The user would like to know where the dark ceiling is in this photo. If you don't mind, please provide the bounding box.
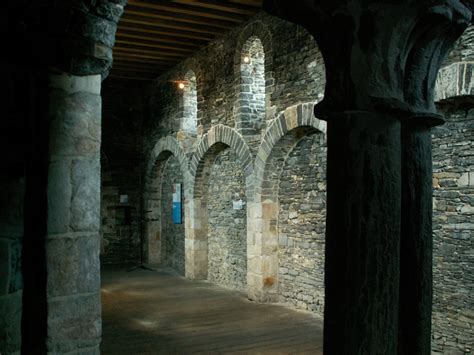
[108,0,263,84]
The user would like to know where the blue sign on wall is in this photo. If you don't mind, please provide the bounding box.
[172,183,182,224]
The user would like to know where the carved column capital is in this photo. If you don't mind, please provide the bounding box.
[8,1,126,77]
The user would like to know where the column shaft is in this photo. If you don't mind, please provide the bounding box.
[46,72,102,354]
[399,126,433,354]
[324,112,401,353]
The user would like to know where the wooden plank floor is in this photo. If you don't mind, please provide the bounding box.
[101,268,324,354]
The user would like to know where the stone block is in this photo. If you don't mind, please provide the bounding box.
[50,73,101,95]
[247,257,262,274]
[0,239,10,295]
[460,205,474,214]
[457,172,469,187]
[8,240,22,294]
[48,161,72,234]
[70,157,100,232]
[262,201,278,219]
[47,292,101,354]
[49,91,101,158]
[47,233,100,297]
[0,178,25,237]
[0,290,22,354]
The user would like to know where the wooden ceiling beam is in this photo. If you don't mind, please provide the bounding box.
[109,69,156,78]
[108,74,153,81]
[229,0,262,7]
[113,55,177,67]
[114,46,187,59]
[111,0,262,85]
[112,63,166,73]
[126,5,235,29]
[115,39,196,54]
[122,12,227,35]
[127,1,246,23]
[171,0,258,15]
[115,31,203,48]
[113,56,175,66]
[119,17,216,40]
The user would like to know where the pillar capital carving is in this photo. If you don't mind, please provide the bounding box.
[9,1,126,77]
[264,0,472,121]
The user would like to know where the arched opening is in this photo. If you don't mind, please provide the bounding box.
[182,70,197,135]
[186,126,253,288]
[249,104,327,306]
[237,37,265,134]
[160,155,186,275]
[144,138,188,274]
[191,142,248,290]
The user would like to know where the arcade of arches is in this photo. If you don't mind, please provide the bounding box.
[1,1,473,354]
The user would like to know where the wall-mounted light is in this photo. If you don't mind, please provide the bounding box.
[243,56,250,63]
[178,82,185,89]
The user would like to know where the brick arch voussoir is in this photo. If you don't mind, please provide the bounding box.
[254,102,326,196]
[179,57,203,85]
[435,61,474,103]
[189,124,255,199]
[146,136,190,193]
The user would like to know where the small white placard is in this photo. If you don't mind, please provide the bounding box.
[120,194,129,204]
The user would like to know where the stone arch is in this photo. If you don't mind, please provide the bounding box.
[190,124,254,197]
[144,136,189,266]
[248,102,326,302]
[233,21,274,135]
[185,124,254,280]
[435,61,474,103]
[435,25,474,103]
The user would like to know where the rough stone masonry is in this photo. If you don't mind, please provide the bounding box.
[99,12,473,354]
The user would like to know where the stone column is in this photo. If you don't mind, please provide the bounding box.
[263,0,472,353]
[324,112,402,352]
[0,178,24,355]
[399,124,434,353]
[46,73,102,353]
[8,0,125,352]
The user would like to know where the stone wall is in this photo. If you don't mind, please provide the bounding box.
[278,134,327,316]
[208,149,247,291]
[138,11,473,354]
[431,101,474,354]
[160,156,185,275]
[100,83,143,265]
[143,11,325,157]
[142,13,325,289]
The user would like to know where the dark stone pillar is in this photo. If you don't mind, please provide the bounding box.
[399,125,434,354]
[325,112,401,353]
[399,4,470,350]
[263,0,472,353]
[4,0,127,352]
